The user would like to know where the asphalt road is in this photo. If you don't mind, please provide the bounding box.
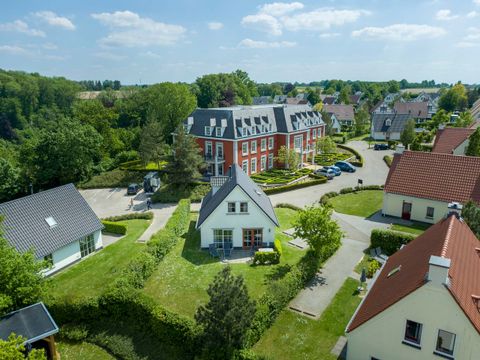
[269,141,394,208]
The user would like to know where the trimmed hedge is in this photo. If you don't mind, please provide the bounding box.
[337,144,364,167]
[263,177,327,195]
[251,168,312,185]
[383,155,393,167]
[103,212,154,222]
[274,238,282,256]
[252,251,280,265]
[101,221,127,235]
[370,229,415,256]
[314,153,350,166]
[320,185,384,204]
[274,203,302,211]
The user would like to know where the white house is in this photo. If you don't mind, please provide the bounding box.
[0,183,104,276]
[196,165,279,250]
[346,213,480,360]
[383,149,480,223]
[370,113,414,141]
[431,127,476,155]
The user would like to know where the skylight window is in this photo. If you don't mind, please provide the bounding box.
[45,216,57,228]
[387,265,401,278]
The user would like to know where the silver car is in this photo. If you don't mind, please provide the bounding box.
[314,168,335,180]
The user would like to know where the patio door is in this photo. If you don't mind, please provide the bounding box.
[402,202,412,220]
[242,229,263,249]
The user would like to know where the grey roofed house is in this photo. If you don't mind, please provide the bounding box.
[0,183,103,259]
[252,96,271,105]
[273,94,288,103]
[371,113,413,134]
[196,164,279,229]
[323,104,355,124]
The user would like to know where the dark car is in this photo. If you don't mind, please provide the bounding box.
[335,161,356,173]
[127,183,140,195]
[374,143,389,150]
[323,165,341,176]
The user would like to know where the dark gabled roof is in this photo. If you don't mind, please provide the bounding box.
[323,104,354,121]
[371,112,413,133]
[432,128,475,154]
[347,215,480,334]
[393,101,430,119]
[0,302,59,344]
[197,165,279,228]
[0,183,103,259]
[252,96,271,105]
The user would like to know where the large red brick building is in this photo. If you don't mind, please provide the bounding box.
[183,104,326,176]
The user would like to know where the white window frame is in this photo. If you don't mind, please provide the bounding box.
[216,142,224,159]
[261,155,266,171]
[251,140,257,154]
[251,158,257,174]
[435,329,456,357]
[227,202,236,213]
[294,135,303,151]
[268,153,273,169]
[205,141,213,156]
[268,137,274,150]
[216,127,222,137]
[205,126,212,136]
[251,126,256,135]
[240,202,248,213]
[426,206,434,219]
[313,129,317,139]
[261,138,267,152]
[242,142,248,156]
[242,160,248,174]
[242,127,248,137]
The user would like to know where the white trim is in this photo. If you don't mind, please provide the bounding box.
[242,159,248,174]
[251,140,257,154]
[251,157,257,174]
[242,142,248,156]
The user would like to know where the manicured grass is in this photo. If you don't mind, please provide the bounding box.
[78,169,145,189]
[142,210,304,318]
[314,152,350,166]
[354,254,371,274]
[275,207,298,231]
[328,190,384,218]
[391,222,431,235]
[49,219,150,301]
[119,159,168,171]
[151,182,210,203]
[57,341,114,360]
[253,277,362,360]
[251,168,312,185]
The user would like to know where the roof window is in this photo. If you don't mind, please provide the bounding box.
[45,216,57,228]
[387,265,401,278]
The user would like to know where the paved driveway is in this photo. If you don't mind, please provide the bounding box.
[269,141,393,208]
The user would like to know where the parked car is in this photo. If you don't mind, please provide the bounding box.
[323,165,341,176]
[335,161,356,173]
[374,143,389,150]
[127,183,140,195]
[314,168,335,180]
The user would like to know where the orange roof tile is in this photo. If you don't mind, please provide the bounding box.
[384,151,480,204]
[432,128,475,154]
[347,215,480,333]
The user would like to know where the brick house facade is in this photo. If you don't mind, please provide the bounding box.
[183,104,325,176]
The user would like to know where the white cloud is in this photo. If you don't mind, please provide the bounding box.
[465,27,480,41]
[91,11,186,47]
[42,42,57,50]
[467,11,478,18]
[352,24,446,41]
[0,45,30,55]
[0,20,45,37]
[238,38,296,48]
[435,9,459,21]
[474,0,480,5]
[241,13,282,35]
[258,2,304,16]
[319,32,340,38]
[94,52,127,61]
[456,41,478,48]
[207,22,223,30]
[34,11,75,30]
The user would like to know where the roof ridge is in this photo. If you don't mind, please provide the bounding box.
[441,216,455,258]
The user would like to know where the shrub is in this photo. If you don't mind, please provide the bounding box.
[383,155,393,167]
[320,191,340,204]
[101,221,127,235]
[339,187,354,194]
[89,332,143,360]
[78,169,145,189]
[367,259,381,278]
[320,186,383,204]
[103,212,154,222]
[114,150,139,166]
[59,324,89,342]
[387,140,398,149]
[263,177,327,195]
[273,239,283,256]
[274,203,301,211]
[370,229,415,256]
[252,251,280,265]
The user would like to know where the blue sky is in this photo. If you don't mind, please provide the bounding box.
[1,1,479,84]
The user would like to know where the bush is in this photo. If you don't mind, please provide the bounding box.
[114,150,139,166]
[79,169,145,189]
[339,187,354,194]
[263,177,327,195]
[337,144,364,167]
[101,221,127,235]
[387,140,398,149]
[89,332,143,360]
[273,239,283,256]
[103,212,154,222]
[383,155,393,167]
[59,324,89,342]
[251,168,312,185]
[252,251,280,265]
[367,259,381,278]
[319,191,339,204]
[370,229,415,256]
[274,203,301,211]
[314,153,350,166]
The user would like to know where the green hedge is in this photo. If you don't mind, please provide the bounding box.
[370,229,415,256]
[314,153,350,166]
[252,251,280,265]
[337,144,364,167]
[251,168,312,185]
[320,185,384,204]
[103,212,154,222]
[274,239,282,256]
[274,203,302,211]
[383,155,393,167]
[263,177,327,195]
[101,221,127,235]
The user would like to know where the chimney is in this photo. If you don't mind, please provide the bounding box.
[395,144,405,155]
[447,202,463,219]
[210,176,228,195]
[427,255,450,286]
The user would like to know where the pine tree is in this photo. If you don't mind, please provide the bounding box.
[138,116,168,170]
[195,267,256,359]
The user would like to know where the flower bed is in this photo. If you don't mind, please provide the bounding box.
[250,168,312,185]
[314,153,351,166]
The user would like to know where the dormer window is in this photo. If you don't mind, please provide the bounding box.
[216,127,222,137]
[205,126,213,136]
[45,216,57,228]
[242,127,248,137]
[385,118,392,127]
[251,126,256,135]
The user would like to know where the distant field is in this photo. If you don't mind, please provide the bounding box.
[400,88,441,94]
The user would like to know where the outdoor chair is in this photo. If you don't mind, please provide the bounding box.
[209,244,219,258]
[369,247,387,264]
[224,243,232,258]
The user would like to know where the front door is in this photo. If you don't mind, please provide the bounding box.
[242,229,263,249]
[402,202,412,220]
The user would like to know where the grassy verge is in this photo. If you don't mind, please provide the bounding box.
[142,209,304,318]
[57,341,114,360]
[152,182,210,203]
[354,254,371,274]
[391,222,431,235]
[328,190,383,218]
[253,277,361,360]
[78,169,145,189]
[49,219,150,301]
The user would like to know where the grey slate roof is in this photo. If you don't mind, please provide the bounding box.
[252,96,271,105]
[372,113,414,133]
[0,183,103,259]
[0,302,58,344]
[197,165,279,228]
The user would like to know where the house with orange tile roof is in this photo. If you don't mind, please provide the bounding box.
[346,212,480,360]
[382,149,480,223]
[432,127,476,155]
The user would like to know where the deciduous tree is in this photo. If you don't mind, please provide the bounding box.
[275,145,300,170]
[438,83,468,112]
[315,136,337,154]
[138,117,168,170]
[0,334,46,360]
[400,119,416,149]
[466,128,480,157]
[462,201,480,238]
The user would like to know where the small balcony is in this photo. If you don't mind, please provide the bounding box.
[204,154,225,163]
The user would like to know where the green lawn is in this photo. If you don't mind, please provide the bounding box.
[328,190,384,218]
[354,254,371,274]
[57,341,114,360]
[391,222,431,235]
[49,219,150,301]
[142,209,304,318]
[253,277,362,360]
[119,159,168,171]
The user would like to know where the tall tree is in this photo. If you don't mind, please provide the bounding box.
[354,108,370,136]
[431,109,450,128]
[0,334,46,360]
[165,126,204,185]
[455,111,474,128]
[275,145,300,170]
[315,136,337,154]
[195,267,256,359]
[293,205,342,258]
[0,158,21,202]
[462,201,480,238]
[466,128,480,157]
[138,117,168,169]
[400,119,416,149]
[438,83,468,112]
